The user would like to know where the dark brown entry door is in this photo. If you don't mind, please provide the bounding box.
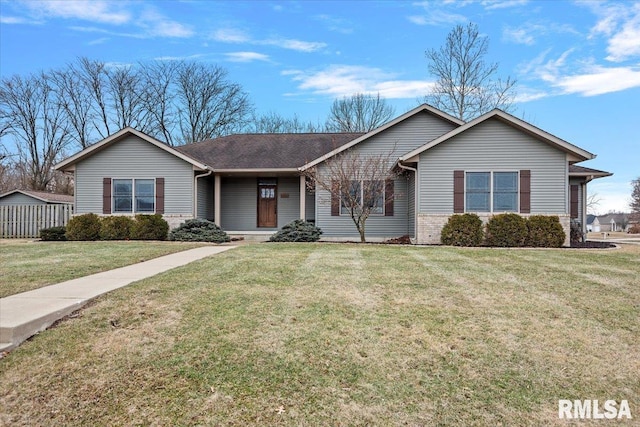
[258,184,277,227]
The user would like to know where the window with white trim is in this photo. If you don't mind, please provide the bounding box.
[341,180,384,215]
[113,179,155,213]
[465,172,518,212]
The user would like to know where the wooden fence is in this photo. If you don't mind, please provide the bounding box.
[0,204,73,238]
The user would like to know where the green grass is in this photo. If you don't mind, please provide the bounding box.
[1,243,638,426]
[0,240,208,298]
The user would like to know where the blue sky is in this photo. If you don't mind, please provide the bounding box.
[1,0,638,213]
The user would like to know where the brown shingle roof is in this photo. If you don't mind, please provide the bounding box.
[0,189,74,203]
[176,133,363,170]
[568,165,612,177]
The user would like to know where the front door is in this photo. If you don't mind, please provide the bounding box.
[258,180,277,227]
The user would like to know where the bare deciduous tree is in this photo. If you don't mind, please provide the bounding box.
[586,192,602,215]
[52,65,94,149]
[78,57,112,138]
[425,22,516,121]
[326,93,395,132]
[0,73,70,190]
[249,111,322,133]
[176,63,252,144]
[140,60,179,145]
[303,149,398,242]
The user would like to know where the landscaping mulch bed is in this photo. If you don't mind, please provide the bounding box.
[571,240,617,249]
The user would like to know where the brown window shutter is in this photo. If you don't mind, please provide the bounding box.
[156,178,165,214]
[453,170,464,213]
[385,179,394,216]
[103,178,111,214]
[520,170,531,214]
[331,180,340,216]
[570,184,579,218]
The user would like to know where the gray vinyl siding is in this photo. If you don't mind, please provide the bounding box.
[315,111,455,238]
[407,172,416,238]
[316,178,409,238]
[220,176,300,231]
[197,175,214,220]
[0,193,47,205]
[418,118,568,214]
[75,135,194,215]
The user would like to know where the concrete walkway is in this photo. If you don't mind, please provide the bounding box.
[0,245,234,353]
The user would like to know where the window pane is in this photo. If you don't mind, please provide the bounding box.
[466,172,490,191]
[466,193,490,212]
[466,172,490,212]
[363,180,384,214]
[493,172,518,211]
[135,179,155,213]
[494,172,517,192]
[341,180,361,215]
[113,179,132,213]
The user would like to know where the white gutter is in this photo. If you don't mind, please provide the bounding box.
[397,161,418,244]
[194,169,213,218]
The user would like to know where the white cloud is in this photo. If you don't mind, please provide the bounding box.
[407,9,466,26]
[139,9,193,38]
[503,26,537,45]
[225,52,270,63]
[212,27,326,52]
[212,28,251,43]
[0,15,37,24]
[284,65,434,99]
[480,0,529,10]
[587,1,640,62]
[87,37,109,46]
[588,179,633,214]
[554,65,640,96]
[314,14,354,34]
[24,0,131,25]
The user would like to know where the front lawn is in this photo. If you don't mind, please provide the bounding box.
[0,240,207,298]
[1,244,638,425]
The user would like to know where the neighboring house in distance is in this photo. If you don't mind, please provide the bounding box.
[586,214,596,232]
[593,213,631,232]
[0,189,74,206]
[54,104,611,246]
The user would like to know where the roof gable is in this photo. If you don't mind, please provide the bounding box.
[400,109,596,163]
[299,104,465,171]
[55,127,207,172]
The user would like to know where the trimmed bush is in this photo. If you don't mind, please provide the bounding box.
[628,223,640,234]
[440,213,484,246]
[100,216,135,240]
[570,219,584,245]
[130,214,169,241]
[485,213,528,247]
[40,226,67,241]
[169,219,230,243]
[526,215,566,247]
[65,213,101,241]
[270,220,323,242]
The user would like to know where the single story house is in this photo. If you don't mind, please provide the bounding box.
[55,104,611,245]
[592,213,631,233]
[0,189,74,206]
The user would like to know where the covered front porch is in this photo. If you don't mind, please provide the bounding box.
[196,172,314,236]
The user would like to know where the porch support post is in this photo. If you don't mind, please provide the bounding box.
[299,175,306,220]
[214,174,222,226]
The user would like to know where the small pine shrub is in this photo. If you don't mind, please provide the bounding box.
[269,220,323,242]
[169,219,230,243]
[440,213,484,246]
[570,220,584,245]
[65,213,101,241]
[526,215,566,247]
[40,226,67,241]
[100,216,135,240]
[485,213,528,247]
[130,214,169,240]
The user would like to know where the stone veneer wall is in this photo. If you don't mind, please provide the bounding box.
[416,213,571,247]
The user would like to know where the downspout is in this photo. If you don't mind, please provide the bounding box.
[194,169,213,219]
[397,162,418,244]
